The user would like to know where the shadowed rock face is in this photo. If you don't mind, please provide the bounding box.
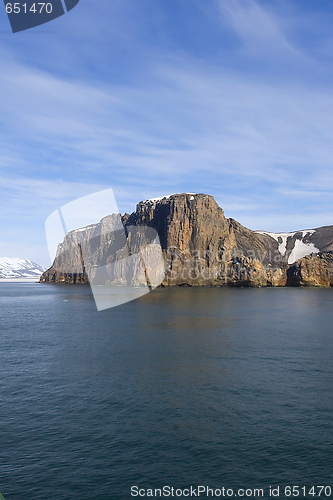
[40,193,333,287]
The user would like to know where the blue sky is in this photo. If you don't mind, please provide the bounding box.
[0,0,332,267]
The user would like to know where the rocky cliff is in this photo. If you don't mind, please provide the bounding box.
[40,193,333,287]
[286,252,333,287]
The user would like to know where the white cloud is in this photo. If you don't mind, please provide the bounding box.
[217,0,303,59]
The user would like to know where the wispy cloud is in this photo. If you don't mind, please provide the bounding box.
[217,0,301,59]
[0,55,331,180]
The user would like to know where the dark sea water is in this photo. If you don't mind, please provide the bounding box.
[0,283,332,500]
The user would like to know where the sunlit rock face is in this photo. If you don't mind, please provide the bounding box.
[40,193,333,288]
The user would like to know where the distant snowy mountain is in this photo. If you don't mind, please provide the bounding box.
[0,258,45,278]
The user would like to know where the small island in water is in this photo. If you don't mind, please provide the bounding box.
[40,193,333,288]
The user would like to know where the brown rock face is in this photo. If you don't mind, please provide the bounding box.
[39,193,333,288]
[286,252,333,287]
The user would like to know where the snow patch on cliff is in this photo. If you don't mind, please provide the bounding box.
[287,240,319,264]
[143,193,197,204]
[255,230,318,262]
[256,231,294,256]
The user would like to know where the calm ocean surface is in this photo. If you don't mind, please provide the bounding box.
[0,283,332,500]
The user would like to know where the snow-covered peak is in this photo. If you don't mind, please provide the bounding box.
[0,258,45,278]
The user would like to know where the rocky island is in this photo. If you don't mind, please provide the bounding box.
[40,193,333,287]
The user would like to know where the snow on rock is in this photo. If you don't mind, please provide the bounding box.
[143,196,171,204]
[301,230,316,237]
[255,229,319,263]
[287,240,319,265]
[0,258,45,278]
[256,231,294,256]
[142,193,197,204]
